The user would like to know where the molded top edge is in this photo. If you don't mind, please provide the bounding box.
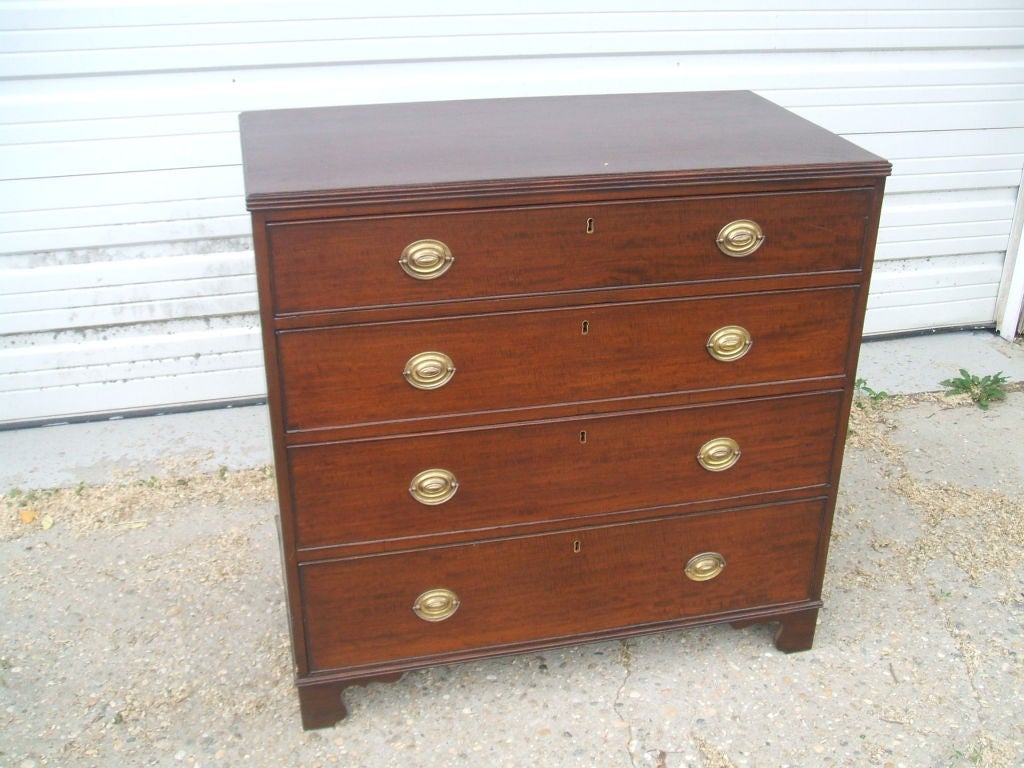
[239,91,891,210]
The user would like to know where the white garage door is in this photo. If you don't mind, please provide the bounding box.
[2,1,1023,426]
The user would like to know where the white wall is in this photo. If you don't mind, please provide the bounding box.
[2,1,1023,425]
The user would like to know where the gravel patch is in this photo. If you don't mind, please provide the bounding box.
[847,389,1024,587]
[1,460,275,541]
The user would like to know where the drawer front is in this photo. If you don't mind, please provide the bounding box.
[278,286,856,431]
[289,391,841,548]
[300,500,822,672]
[266,189,872,314]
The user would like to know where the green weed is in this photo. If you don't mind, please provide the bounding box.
[940,369,1009,410]
[854,377,889,407]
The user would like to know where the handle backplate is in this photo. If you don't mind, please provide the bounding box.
[685,552,727,582]
[706,325,753,362]
[399,239,454,280]
[413,588,461,622]
[697,437,741,472]
[409,468,459,505]
[716,220,764,258]
[403,351,456,390]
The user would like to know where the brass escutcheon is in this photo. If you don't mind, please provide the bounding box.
[685,552,727,582]
[409,468,459,505]
[716,219,765,257]
[706,325,753,362]
[697,437,741,472]
[403,351,456,390]
[413,588,460,622]
[399,239,454,280]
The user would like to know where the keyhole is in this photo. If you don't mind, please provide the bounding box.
[579,430,587,444]
[581,320,589,335]
[573,540,582,553]
[586,218,595,234]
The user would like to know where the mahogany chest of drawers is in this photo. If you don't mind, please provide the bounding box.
[239,91,890,729]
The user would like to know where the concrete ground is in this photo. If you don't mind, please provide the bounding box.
[1,330,1022,767]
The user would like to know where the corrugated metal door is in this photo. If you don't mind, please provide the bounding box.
[2,1,1023,425]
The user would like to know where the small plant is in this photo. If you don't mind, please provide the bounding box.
[940,368,1009,410]
[854,377,888,406]
[946,745,984,766]
[5,488,32,507]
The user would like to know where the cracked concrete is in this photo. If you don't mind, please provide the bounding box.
[1,333,1022,767]
[614,640,640,767]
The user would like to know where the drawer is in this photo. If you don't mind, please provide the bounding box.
[278,286,856,431]
[299,500,823,672]
[289,391,842,549]
[266,189,873,314]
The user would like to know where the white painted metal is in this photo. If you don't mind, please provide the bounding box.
[996,169,1024,339]
[2,2,1023,425]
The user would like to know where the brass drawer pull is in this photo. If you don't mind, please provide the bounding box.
[403,351,456,390]
[409,468,459,505]
[413,588,460,622]
[716,219,764,257]
[399,239,454,280]
[706,325,752,362]
[697,437,741,472]
[685,552,727,582]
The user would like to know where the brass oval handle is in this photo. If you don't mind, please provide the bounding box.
[716,219,764,258]
[413,588,460,622]
[403,351,456,390]
[706,325,753,362]
[409,468,459,505]
[685,552,727,582]
[697,437,741,472]
[399,239,454,280]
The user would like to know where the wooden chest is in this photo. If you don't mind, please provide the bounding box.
[239,91,890,729]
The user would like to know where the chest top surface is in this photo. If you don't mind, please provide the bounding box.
[239,90,890,209]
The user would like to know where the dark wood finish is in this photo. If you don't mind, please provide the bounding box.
[297,672,403,730]
[288,391,842,549]
[731,606,820,653]
[239,91,887,208]
[773,608,821,652]
[300,501,823,672]
[266,189,873,315]
[239,91,889,728]
[278,287,857,432]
